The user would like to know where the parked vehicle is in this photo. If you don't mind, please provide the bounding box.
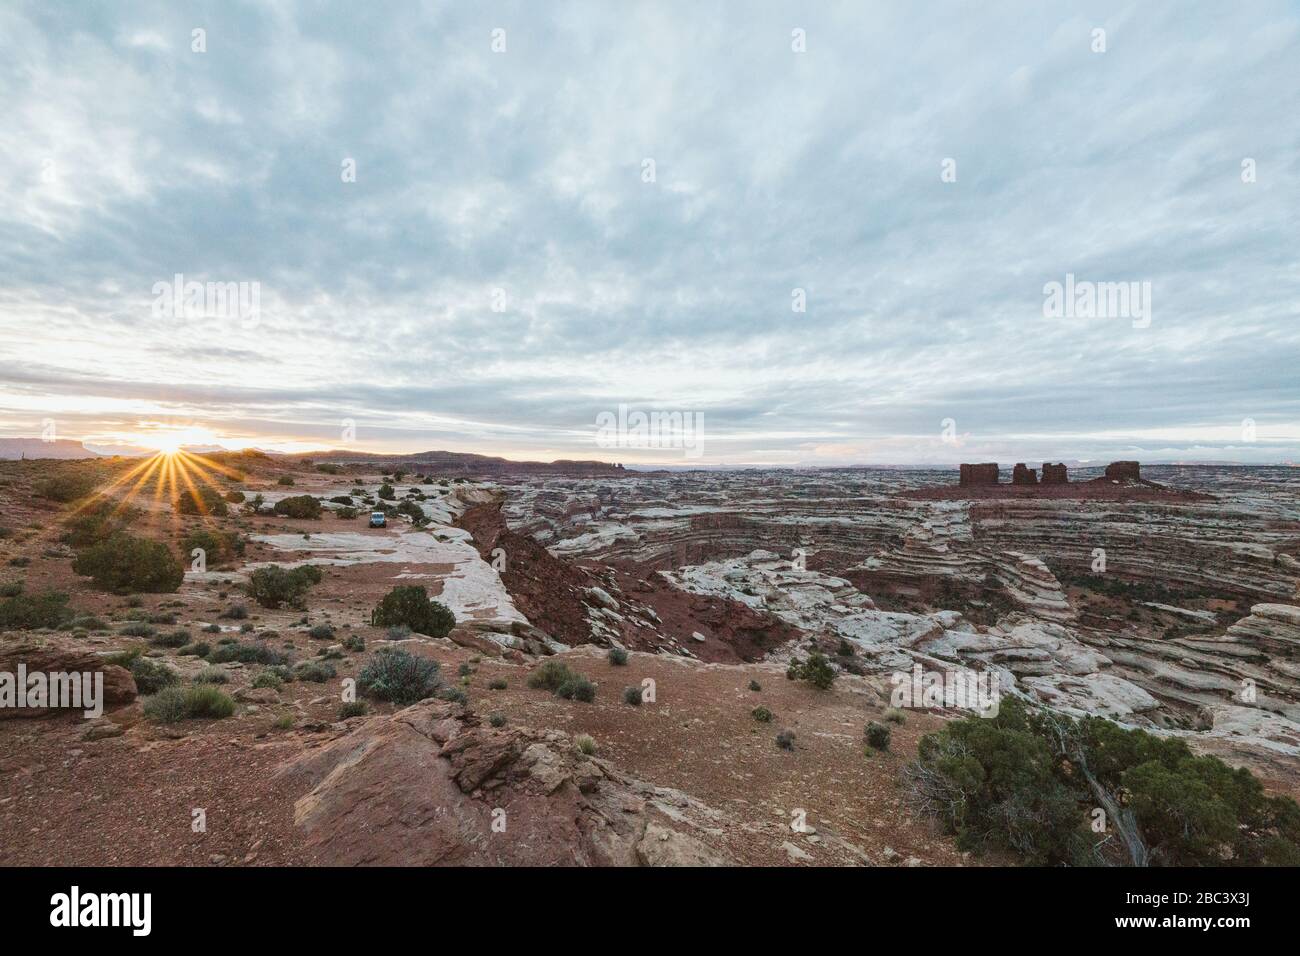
[369,511,387,528]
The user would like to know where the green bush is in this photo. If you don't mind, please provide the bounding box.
[622,685,642,706]
[751,705,773,723]
[277,475,295,486]
[527,660,574,692]
[72,533,183,593]
[181,528,244,567]
[357,648,441,704]
[208,641,290,666]
[608,647,629,666]
[34,470,100,503]
[866,721,891,751]
[128,656,180,695]
[339,700,367,719]
[144,684,236,722]
[907,697,1300,866]
[177,642,210,657]
[61,499,135,549]
[251,670,283,690]
[489,713,506,728]
[488,677,507,690]
[343,634,364,652]
[151,629,190,648]
[0,589,72,629]
[748,679,762,692]
[308,623,335,640]
[786,651,836,690]
[775,729,795,750]
[174,485,228,517]
[246,564,322,609]
[194,666,228,684]
[557,674,597,703]
[575,734,597,756]
[273,494,321,519]
[377,483,396,500]
[370,585,455,637]
[225,490,246,504]
[293,660,336,683]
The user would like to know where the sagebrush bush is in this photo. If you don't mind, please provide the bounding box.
[865,721,891,751]
[622,685,642,706]
[488,677,507,690]
[575,734,597,756]
[251,670,283,690]
[339,700,368,719]
[208,641,290,666]
[369,585,455,637]
[786,651,836,690]
[246,565,322,609]
[293,660,336,683]
[273,494,321,519]
[175,486,228,517]
[608,647,629,666]
[128,656,180,695]
[34,470,100,503]
[151,629,190,648]
[357,648,441,704]
[776,729,796,750]
[194,666,228,684]
[0,589,72,629]
[751,705,773,723]
[308,623,335,640]
[181,528,244,567]
[72,533,183,593]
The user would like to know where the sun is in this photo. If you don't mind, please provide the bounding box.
[137,426,218,455]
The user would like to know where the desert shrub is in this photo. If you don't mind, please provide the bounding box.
[557,673,597,703]
[343,634,364,652]
[273,494,321,519]
[225,491,246,504]
[906,696,1300,866]
[386,624,412,641]
[751,705,773,722]
[489,713,506,728]
[527,660,574,692]
[0,580,23,599]
[119,621,156,639]
[181,528,245,567]
[457,662,473,678]
[786,651,836,690]
[277,475,295,486]
[308,623,335,640]
[69,614,106,631]
[151,629,190,648]
[274,713,295,730]
[316,463,341,475]
[438,686,468,705]
[142,686,187,723]
[883,708,907,724]
[194,666,228,684]
[177,642,210,658]
[776,729,796,750]
[246,565,322,609]
[377,483,396,500]
[175,485,228,517]
[61,499,136,549]
[148,611,177,625]
[488,677,507,690]
[72,533,183,594]
[622,685,642,706]
[575,734,597,756]
[335,506,359,519]
[357,648,441,704]
[338,700,367,719]
[208,641,290,666]
[0,589,72,629]
[866,721,891,751]
[128,656,180,695]
[329,495,353,505]
[183,683,235,719]
[396,499,428,526]
[608,647,629,666]
[369,585,455,637]
[34,470,100,503]
[293,660,336,683]
[219,603,248,619]
[748,679,762,692]
[251,671,283,690]
[201,623,220,633]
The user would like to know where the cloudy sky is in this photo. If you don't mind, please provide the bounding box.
[2,1,1298,466]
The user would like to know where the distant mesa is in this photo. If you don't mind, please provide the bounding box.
[958,462,999,486]
[1012,463,1038,485]
[1105,460,1142,481]
[1041,462,1068,483]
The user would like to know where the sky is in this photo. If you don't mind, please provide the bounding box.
[1,1,1298,466]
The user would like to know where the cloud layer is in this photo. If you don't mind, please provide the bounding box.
[2,1,1298,464]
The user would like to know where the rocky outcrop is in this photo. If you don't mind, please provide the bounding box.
[1105,460,1141,480]
[275,700,734,866]
[1041,462,1068,483]
[1011,463,1037,485]
[959,463,999,486]
[0,639,136,719]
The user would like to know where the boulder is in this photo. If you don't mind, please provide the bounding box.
[1011,463,1038,485]
[958,463,999,486]
[0,639,136,719]
[275,700,734,866]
